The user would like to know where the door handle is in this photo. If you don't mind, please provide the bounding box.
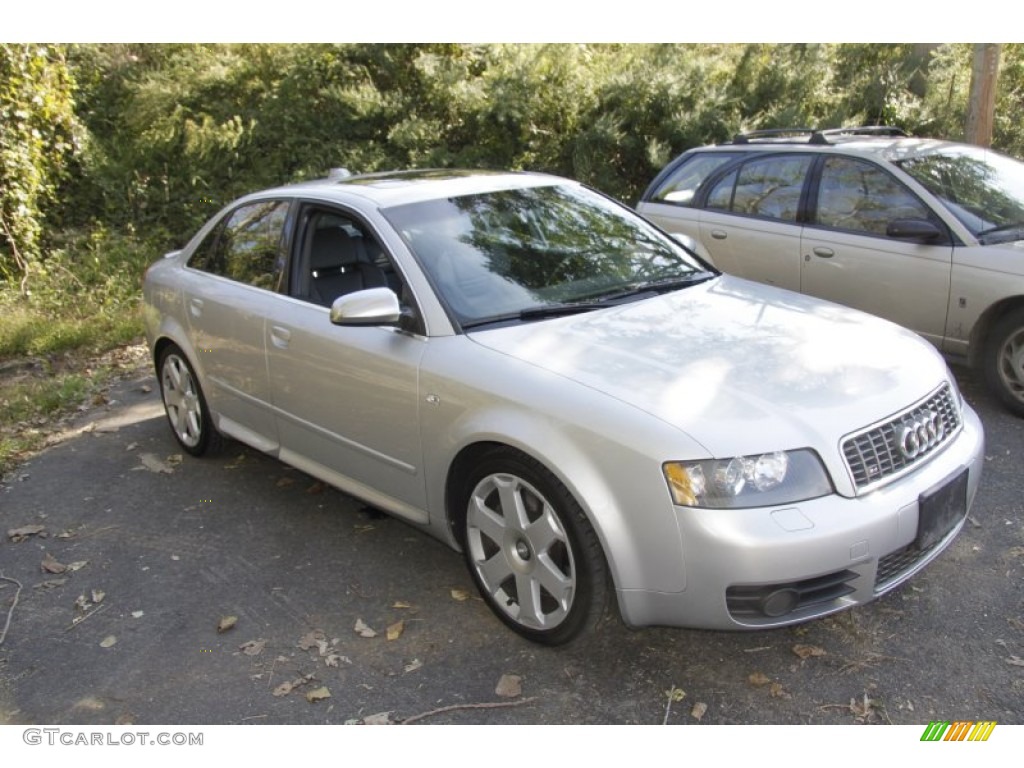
[812,247,835,258]
[270,326,291,348]
[709,229,727,240]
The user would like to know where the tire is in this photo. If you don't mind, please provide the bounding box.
[457,447,609,645]
[983,308,1024,418]
[157,344,227,456]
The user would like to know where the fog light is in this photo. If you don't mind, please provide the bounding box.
[760,588,800,617]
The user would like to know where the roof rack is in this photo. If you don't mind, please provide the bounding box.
[731,125,909,146]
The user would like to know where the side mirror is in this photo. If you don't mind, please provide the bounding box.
[887,218,943,243]
[329,287,402,326]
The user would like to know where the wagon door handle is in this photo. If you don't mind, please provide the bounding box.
[189,298,204,317]
[812,247,835,258]
[270,326,291,349]
[709,229,728,240]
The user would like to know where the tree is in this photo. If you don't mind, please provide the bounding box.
[965,43,1000,147]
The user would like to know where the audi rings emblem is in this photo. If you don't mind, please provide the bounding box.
[896,410,945,459]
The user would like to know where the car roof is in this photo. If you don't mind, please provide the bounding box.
[690,134,975,165]
[257,169,569,208]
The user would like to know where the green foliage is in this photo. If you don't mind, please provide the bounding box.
[0,43,78,279]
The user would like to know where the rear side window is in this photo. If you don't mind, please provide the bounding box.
[704,154,811,222]
[649,154,738,206]
[190,200,291,290]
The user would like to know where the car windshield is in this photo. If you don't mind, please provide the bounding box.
[382,183,712,326]
[896,145,1024,243]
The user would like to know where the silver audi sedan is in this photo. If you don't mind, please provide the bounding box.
[143,169,985,644]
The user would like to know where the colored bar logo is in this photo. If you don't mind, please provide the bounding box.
[920,721,997,741]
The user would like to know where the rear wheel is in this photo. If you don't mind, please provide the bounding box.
[458,447,608,645]
[983,308,1024,418]
[158,345,226,456]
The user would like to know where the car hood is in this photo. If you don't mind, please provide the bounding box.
[468,275,951,459]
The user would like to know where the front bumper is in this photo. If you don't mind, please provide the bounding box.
[616,402,985,630]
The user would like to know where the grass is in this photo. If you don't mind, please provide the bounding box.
[0,227,154,476]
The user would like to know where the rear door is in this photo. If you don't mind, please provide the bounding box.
[182,199,292,450]
[800,156,955,345]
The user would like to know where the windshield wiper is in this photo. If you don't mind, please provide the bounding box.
[460,302,603,330]
[589,271,717,302]
[977,222,1024,244]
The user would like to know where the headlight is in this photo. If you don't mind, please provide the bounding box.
[663,449,832,509]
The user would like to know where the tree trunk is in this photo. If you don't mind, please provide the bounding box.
[966,44,1000,147]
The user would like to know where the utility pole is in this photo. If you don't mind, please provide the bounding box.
[965,44,1000,147]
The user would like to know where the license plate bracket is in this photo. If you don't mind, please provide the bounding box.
[915,468,969,552]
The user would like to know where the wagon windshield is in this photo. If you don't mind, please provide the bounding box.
[382,183,712,326]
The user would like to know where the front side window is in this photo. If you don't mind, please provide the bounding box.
[814,157,932,237]
[704,154,811,221]
[190,200,290,291]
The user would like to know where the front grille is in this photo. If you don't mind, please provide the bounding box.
[841,383,960,492]
[875,541,940,591]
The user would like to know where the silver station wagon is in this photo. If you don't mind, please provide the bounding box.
[143,169,984,644]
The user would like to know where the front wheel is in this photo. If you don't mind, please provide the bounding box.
[458,447,609,645]
[983,308,1024,418]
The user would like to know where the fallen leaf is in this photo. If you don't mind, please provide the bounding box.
[115,712,136,725]
[298,629,326,650]
[225,455,246,469]
[403,659,423,673]
[56,530,75,539]
[139,385,152,394]
[66,561,88,572]
[690,702,708,720]
[664,686,686,702]
[91,589,106,604]
[450,588,471,602]
[34,578,67,590]
[276,477,294,487]
[495,674,522,698]
[392,601,413,609]
[125,442,139,451]
[769,682,790,699]
[167,454,183,466]
[7,524,45,542]
[792,644,827,659]
[131,611,145,619]
[306,481,325,494]
[748,672,771,687]
[137,453,175,474]
[100,635,117,648]
[74,594,90,612]
[239,639,266,656]
[217,615,238,633]
[305,686,331,703]
[359,712,393,725]
[354,619,377,638]
[41,553,67,574]
[273,681,295,697]
[386,620,404,641]
[1006,655,1024,667]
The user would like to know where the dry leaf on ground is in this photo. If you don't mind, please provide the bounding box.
[354,619,377,638]
[100,635,117,648]
[690,702,708,720]
[386,620,404,641]
[495,674,522,698]
[239,639,266,656]
[792,644,827,659]
[305,686,331,703]
[403,659,423,673]
[137,453,175,474]
[450,588,471,602]
[7,524,45,542]
[217,615,238,633]
[41,553,66,574]
[298,629,326,650]
[748,672,772,687]
[392,601,413,609]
